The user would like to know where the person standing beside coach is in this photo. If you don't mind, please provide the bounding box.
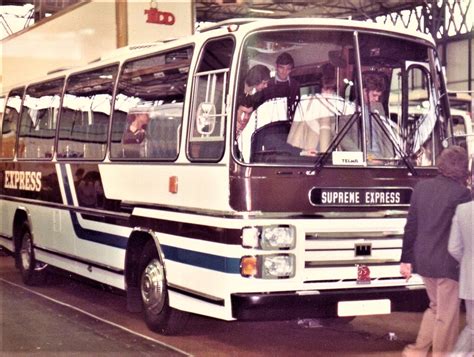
[448,198,474,356]
[400,145,472,357]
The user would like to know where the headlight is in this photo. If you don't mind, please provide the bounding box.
[241,225,296,250]
[261,254,295,279]
[240,254,295,279]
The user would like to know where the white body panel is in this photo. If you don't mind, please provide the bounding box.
[99,163,231,211]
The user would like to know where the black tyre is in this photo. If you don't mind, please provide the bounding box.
[18,223,45,285]
[139,241,189,335]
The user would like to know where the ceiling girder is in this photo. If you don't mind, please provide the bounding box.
[1,1,472,41]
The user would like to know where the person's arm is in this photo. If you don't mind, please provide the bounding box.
[400,188,418,279]
[448,207,463,262]
[459,188,472,204]
[448,189,471,261]
[337,113,361,152]
[401,194,418,263]
[288,80,301,120]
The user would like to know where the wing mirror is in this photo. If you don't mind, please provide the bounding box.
[196,102,216,135]
[442,133,474,148]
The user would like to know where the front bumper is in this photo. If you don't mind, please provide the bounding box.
[231,285,428,321]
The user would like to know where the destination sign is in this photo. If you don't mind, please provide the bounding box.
[309,187,412,206]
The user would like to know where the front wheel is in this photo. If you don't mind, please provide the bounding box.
[139,241,189,335]
[19,223,45,285]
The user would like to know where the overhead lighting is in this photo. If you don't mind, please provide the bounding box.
[248,8,275,15]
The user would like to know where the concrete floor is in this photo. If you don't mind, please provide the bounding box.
[0,279,187,355]
[0,253,469,356]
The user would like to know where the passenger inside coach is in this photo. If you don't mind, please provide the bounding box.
[235,64,271,138]
[339,72,399,163]
[260,52,301,122]
[1,107,22,157]
[287,63,355,155]
[239,52,301,136]
[122,107,150,158]
[236,54,303,162]
[362,73,399,162]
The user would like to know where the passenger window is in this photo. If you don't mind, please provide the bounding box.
[58,65,117,160]
[110,46,192,160]
[18,80,64,159]
[188,37,234,161]
[1,88,24,158]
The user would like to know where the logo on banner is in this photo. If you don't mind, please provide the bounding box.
[145,1,175,26]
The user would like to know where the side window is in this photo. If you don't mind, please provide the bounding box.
[188,37,234,161]
[58,65,117,160]
[17,79,64,159]
[1,88,24,158]
[405,65,437,166]
[110,46,192,160]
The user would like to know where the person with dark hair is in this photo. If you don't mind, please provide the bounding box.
[321,62,337,93]
[74,168,85,186]
[243,64,271,95]
[400,145,472,357]
[337,72,396,160]
[236,65,271,137]
[255,52,301,121]
[362,73,398,161]
[122,107,151,157]
[364,73,386,112]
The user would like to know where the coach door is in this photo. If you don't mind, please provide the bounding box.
[187,36,234,162]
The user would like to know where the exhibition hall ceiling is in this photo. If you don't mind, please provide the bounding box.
[1,0,425,23]
[195,0,426,21]
[2,1,470,41]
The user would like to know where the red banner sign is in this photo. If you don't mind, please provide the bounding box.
[145,2,175,25]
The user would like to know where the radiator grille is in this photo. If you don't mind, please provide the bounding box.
[303,230,404,284]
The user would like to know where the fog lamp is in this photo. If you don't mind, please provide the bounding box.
[240,254,295,279]
[261,254,295,279]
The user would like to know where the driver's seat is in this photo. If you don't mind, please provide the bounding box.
[250,121,299,161]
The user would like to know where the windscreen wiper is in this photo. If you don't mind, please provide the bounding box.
[313,112,418,176]
[370,112,417,176]
[313,112,359,174]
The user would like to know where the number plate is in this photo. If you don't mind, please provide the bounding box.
[337,299,391,317]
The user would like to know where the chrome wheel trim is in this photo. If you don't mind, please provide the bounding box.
[20,233,32,271]
[141,258,166,315]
